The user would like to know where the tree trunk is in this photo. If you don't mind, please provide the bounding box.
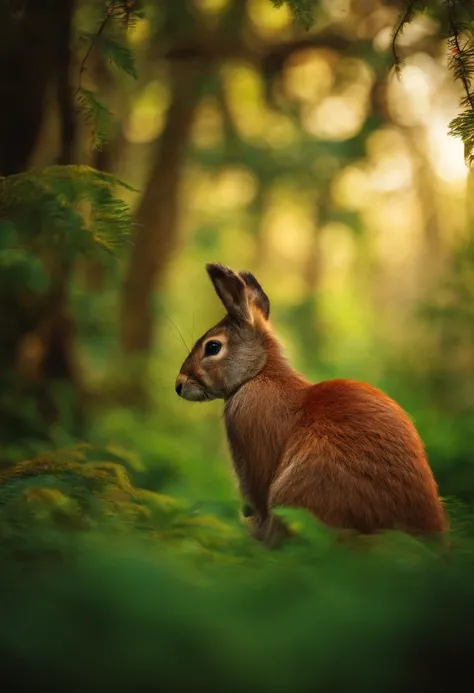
[120,63,201,355]
[0,0,85,442]
[0,0,74,175]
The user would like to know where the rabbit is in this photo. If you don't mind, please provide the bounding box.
[175,263,448,548]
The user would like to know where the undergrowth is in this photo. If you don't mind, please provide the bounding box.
[0,444,473,693]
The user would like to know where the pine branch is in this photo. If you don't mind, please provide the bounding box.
[269,0,316,30]
[446,0,474,161]
[446,0,474,110]
[391,0,424,75]
[74,1,141,149]
[75,0,118,97]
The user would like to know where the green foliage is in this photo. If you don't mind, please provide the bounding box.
[0,246,49,295]
[0,165,135,259]
[270,0,316,29]
[0,444,256,561]
[393,0,474,161]
[77,87,115,150]
[75,0,141,149]
[3,2,474,687]
[0,443,474,691]
[95,34,138,78]
[449,108,474,162]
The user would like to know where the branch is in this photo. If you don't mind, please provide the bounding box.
[391,0,423,74]
[75,0,117,96]
[163,30,379,80]
[446,0,474,111]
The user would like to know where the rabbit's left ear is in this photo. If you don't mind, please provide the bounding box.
[239,271,270,320]
[206,263,253,324]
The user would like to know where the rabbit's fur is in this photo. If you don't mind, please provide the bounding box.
[175,264,448,548]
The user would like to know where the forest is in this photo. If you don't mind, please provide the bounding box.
[1,0,474,690]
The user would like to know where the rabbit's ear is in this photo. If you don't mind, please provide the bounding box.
[239,272,270,320]
[206,263,252,323]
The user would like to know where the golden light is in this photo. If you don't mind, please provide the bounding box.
[367,191,423,265]
[191,98,224,148]
[320,0,352,21]
[388,63,433,126]
[303,94,365,140]
[262,112,298,147]
[220,63,266,139]
[211,168,258,209]
[426,118,468,184]
[183,166,257,216]
[127,17,150,45]
[264,206,314,263]
[373,26,393,53]
[318,222,356,291]
[194,0,229,15]
[261,188,315,265]
[333,165,371,210]
[393,13,439,49]
[247,0,292,38]
[283,50,334,103]
[124,80,170,144]
[368,153,413,192]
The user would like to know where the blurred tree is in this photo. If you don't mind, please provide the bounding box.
[120,61,202,357]
[0,0,137,451]
[0,0,75,174]
[0,0,79,442]
[118,0,386,375]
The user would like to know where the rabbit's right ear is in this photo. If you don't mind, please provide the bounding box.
[206,263,252,324]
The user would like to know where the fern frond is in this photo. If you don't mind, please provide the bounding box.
[95,35,137,78]
[76,88,114,150]
[0,166,136,259]
[89,187,133,254]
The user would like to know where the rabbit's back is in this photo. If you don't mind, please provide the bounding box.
[269,378,448,534]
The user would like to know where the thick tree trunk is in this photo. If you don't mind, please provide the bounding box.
[120,63,201,354]
[0,0,84,440]
[0,0,73,174]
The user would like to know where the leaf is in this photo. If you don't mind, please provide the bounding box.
[449,109,474,163]
[96,35,138,79]
[0,249,49,294]
[76,88,114,150]
[0,165,136,262]
[272,506,332,545]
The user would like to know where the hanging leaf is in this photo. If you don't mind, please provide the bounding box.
[96,35,138,79]
[76,88,114,150]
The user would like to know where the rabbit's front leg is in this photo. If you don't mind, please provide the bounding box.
[250,513,292,549]
[230,449,261,521]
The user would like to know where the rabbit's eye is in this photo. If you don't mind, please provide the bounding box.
[204,340,222,357]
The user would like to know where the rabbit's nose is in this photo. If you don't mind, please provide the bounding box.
[175,374,186,396]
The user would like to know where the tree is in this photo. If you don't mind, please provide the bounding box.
[0,0,137,450]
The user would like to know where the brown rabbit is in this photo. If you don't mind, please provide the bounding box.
[175,264,448,548]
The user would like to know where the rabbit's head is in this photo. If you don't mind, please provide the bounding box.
[175,264,271,401]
